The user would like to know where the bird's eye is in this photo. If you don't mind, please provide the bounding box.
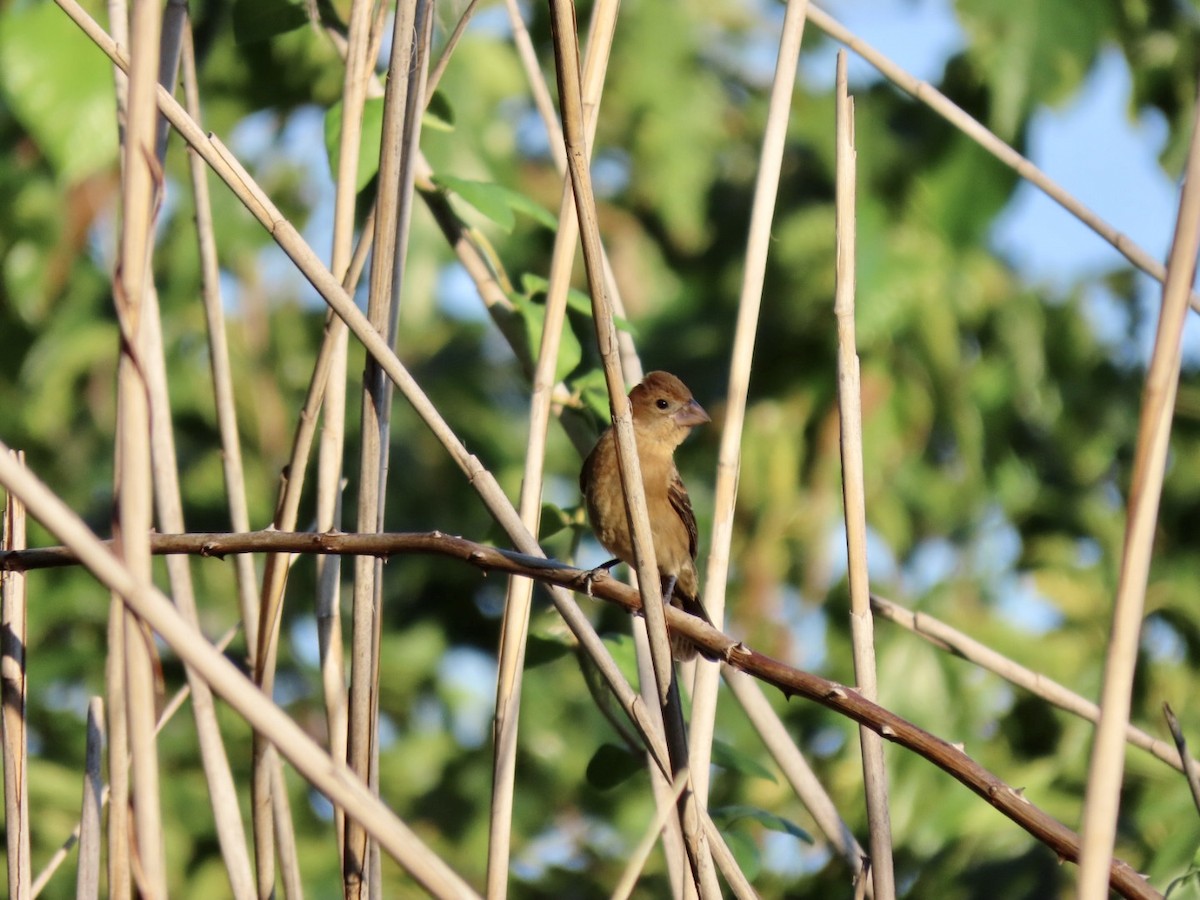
[655,398,670,410]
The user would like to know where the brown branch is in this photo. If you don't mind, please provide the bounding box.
[0,530,1164,899]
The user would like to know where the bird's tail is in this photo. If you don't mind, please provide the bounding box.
[665,578,717,661]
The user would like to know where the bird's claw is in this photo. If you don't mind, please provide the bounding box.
[579,559,620,596]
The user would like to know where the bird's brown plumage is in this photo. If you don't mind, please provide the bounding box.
[580,371,713,660]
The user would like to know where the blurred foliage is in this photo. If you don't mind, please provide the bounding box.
[1,0,1200,896]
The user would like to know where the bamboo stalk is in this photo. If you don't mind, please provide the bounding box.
[2,452,30,900]
[1077,72,1200,897]
[834,51,895,899]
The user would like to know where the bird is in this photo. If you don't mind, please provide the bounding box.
[580,371,714,661]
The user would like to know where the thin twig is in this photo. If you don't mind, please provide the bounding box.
[871,593,1195,774]
[1162,704,1200,818]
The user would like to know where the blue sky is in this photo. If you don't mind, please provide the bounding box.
[816,0,1200,364]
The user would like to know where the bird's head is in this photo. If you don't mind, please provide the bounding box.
[629,371,710,447]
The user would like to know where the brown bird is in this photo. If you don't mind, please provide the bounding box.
[580,371,713,660]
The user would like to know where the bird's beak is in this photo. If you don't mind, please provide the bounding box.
[673,399,710,427]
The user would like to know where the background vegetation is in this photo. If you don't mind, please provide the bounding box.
[1,0,1199,896]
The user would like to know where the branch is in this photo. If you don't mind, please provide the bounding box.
[0,530,1163,899]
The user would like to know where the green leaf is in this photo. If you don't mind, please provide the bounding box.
[424,91,456,132]
[509,291,583,383]
[0,3,119,182]
[325,97,385,193]
[712,805,812,844]
[585,743,641,790]
[523,634,574,668]
[501,188,558,231]
[570,367,614,423]
[433,175,557,233]
[233,0,309,45]
[434,175,516,232]
[520,273,638,336]
[710,739,777,784]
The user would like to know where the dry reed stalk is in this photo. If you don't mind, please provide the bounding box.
[872,594,1195,774]
[75,698,105,900]
[1076,76,1200,896]
[2,453,30,900]
[142,289,256,898]
[113,0,167,892]
[689,0,810,815]
[104,0,132,893]
[181,23,260,649]
[0,450,481,899]
[312,0,379,888]
[345,2,431,892]
[67,23,687,879]
[271,756,304,899]
[806,4,1200,314]
[33,628,239,897]
[722,666,868,881]
[486,0,624,892]
[3,524,1160,895]
[548,2,719,893]
[611,772,690,900]
[546,0,676,705]
[834,51,895,899]
[54,7,746,894]
[144,26,256,873]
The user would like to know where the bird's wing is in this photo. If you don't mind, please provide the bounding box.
[667,467,698,562]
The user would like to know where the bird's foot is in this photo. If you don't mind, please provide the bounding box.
[579,558,621,596]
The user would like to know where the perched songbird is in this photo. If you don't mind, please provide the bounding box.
[580,371,713,660]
